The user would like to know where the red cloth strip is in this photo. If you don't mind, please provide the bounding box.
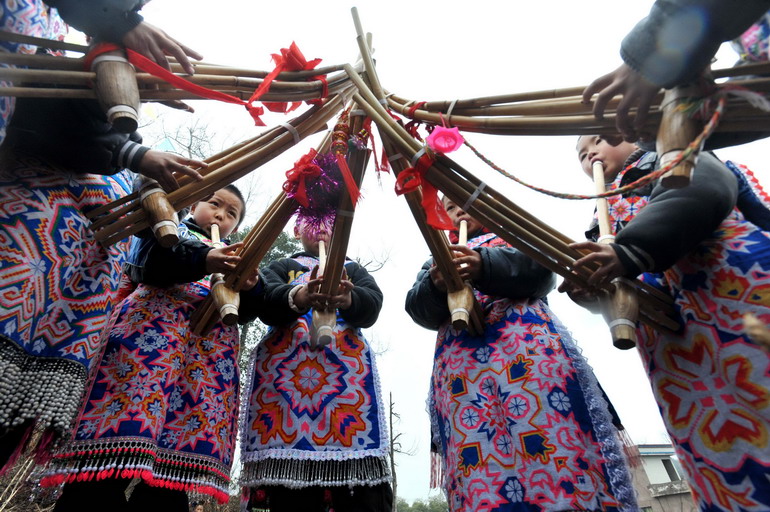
[395,152,454,230]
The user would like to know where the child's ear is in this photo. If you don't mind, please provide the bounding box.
[293,224,301,240]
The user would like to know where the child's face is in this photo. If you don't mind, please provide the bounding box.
[294,222,331,257]
[191,189,244,238]
[576,135,638,182]
[443,198,483,236]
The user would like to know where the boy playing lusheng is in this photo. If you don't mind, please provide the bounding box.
[405,197,637,512]
[240,219,392,512]
[567,135,770,511]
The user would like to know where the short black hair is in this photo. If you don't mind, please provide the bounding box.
[223,184,247,228]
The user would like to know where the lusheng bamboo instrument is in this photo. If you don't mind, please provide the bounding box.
[190,192,297,335]
[310,239,335,349]
[88,92,348,247]
[592,160,639,349]
[208,224,240,326]
[347,73,677,340]
[656,85,703,188]
[309,105,370,347]
[349,8,483,334]
[137,176,178,248]
[447,220,478,331]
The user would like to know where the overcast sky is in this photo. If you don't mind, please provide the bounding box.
[121,0,770,504]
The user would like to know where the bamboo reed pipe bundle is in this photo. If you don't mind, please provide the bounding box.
[92,92,348,247]
[310,106,370,346]
[347,13,484,334]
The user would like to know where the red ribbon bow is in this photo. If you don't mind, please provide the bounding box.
[284,149,322,207]
[84,42,267,126]
[252,42,327,113]
[394,152,455,230]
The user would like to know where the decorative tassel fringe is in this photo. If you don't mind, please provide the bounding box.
[429,451,444,489]
[241,455,390,489]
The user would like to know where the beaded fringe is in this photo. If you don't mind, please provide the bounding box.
[41,438,232,504]
[0,337,87,436]
[240,455,391,489]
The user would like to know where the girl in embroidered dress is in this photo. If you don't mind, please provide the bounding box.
[405,197,637,512]
[567,135,770,511]
[44,184,262,511]
[240,218,393,512]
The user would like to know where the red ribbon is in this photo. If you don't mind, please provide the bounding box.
[283,149,322,207]
[248,42,326,112]
[394,153,454,230]
[84,42,267,126]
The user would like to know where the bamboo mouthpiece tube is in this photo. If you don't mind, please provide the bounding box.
[449,220,475,331]
[138,177,179,248]
[90,48,140,133]
[209,223,240,326]
[310,239,335,349]
[593,160,638,349]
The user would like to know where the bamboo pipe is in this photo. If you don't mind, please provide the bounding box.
[311,239,336,349]
[138,176,178,248]
[0,30,87,53]
[656,86,703,188]
[208,224,240,326]
[592,161,638,350]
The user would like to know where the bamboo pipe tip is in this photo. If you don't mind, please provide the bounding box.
[314,325,334,348]
[154,225,179,248]
[109,110,139,134]
[451,309,471,331]
[608,320,637,350]
[219,305,239,326]
[660,173,691,189]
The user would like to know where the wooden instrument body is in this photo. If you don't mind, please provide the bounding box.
[138,177,179,248]
[657,85,702,188]
[208,224,240,326]
[90,48,140,133]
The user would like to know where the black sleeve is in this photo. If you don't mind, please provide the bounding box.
[474,246,556,300]
[124,233,212,287]
[404,258,452,331]
[620,0,770,88]
[3,97,148,175]
[338,262,383,328]
[237,271,267,325]
[614,152,738,276]
[46,0,144,42]
[257,259,306,327]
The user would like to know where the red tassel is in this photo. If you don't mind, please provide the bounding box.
[335,153,361,205]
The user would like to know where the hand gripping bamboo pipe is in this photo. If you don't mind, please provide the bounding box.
[447,220,477,331]
[656,85,703,188]
[89,46,140,133]
[138,176,179,248]
[593,160,638,349]
[208,224,240,326]
[310,239,336,349]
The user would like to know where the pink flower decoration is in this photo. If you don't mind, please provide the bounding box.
[426,125,464,153]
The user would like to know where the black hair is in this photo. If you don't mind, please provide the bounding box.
[223,184,247,228]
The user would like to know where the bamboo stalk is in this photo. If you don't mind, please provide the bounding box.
[0,30,87,52]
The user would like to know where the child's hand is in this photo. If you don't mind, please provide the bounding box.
[328,280,354,310]
[294,277,322,310]
[206,243,242,274]
[558,279,602,313]
[241,268,260,291]
[450,245,482,282]
[569,241,627,287]
[429,265,448,292]
[138,150,206,192]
